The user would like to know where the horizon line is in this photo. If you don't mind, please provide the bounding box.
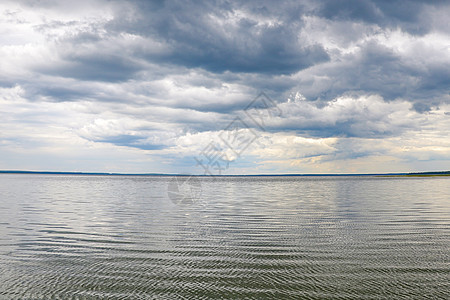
[1,170,449,177]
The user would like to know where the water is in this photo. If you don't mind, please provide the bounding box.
[0,174,449,299]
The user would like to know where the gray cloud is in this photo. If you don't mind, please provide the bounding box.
[1,0,450,173]
[287,39,450,112]
[242,95,421,138]
[104,0,331,75]
[317,0,450,35]
[35,53,143,82]
[94,134,167,151]
[11,0,449,109]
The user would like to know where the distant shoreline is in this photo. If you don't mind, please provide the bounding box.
[1,170,449,177]
[379,174,450,177]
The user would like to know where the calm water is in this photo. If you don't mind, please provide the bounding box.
[0,174,449,299]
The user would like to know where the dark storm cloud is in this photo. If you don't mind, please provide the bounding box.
[16,0,448,111]
[104,0,329,75]
[291,39,450,112]
[25,0,328,83]
[5,0,450,138]
[35,53,143,82]
[89,134,167,151]
[34,86,90,102]
[317,0,449,35]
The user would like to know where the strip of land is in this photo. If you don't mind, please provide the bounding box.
[0,170,449,177]
[379,171,450,177]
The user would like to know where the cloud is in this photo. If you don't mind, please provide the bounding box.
[1,0,449,173]
[98,0,331,75]
[35,53,143,82]
[286,29,450,109]
[317,0,450,35]
[242,94,424,138]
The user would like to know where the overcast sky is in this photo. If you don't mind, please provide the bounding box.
[1,0,449,174]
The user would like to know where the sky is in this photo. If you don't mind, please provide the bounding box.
[0,0,449,174]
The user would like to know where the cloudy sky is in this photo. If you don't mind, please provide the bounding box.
[1,0,449,174]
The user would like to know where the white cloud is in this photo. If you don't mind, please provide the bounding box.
[0,0,449,174]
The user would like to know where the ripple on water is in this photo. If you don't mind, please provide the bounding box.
[0,175,449,299]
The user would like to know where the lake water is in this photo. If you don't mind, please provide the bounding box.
[0,174,449,299]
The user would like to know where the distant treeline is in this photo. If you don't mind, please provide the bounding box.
[407,171,450,175]
[0,170,449,176]
[0,170,170,176]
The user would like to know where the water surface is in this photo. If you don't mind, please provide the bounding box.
[0,175,449,299]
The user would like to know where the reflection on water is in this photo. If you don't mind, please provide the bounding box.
[0,175,449,299]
